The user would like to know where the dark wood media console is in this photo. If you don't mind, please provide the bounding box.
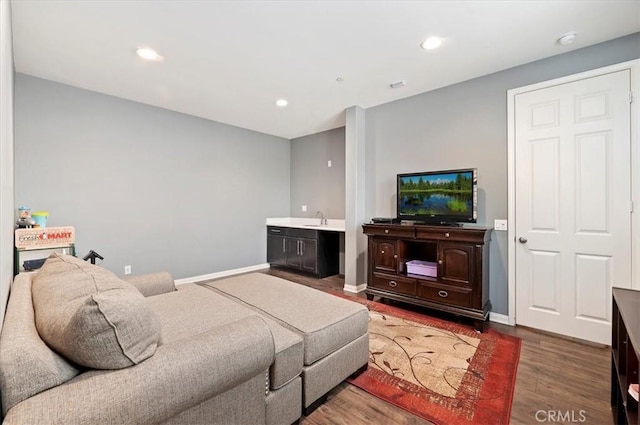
[611,288,640,425]
[362,223,491,331]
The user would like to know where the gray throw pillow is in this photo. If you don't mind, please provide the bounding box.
[32,253,161,369]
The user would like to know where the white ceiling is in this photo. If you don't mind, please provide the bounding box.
[10,1,640,139]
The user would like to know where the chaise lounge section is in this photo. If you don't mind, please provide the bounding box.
[0,254,369,424]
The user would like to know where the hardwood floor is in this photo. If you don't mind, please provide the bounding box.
[263,268,613,425]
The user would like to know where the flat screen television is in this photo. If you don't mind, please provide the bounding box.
[397,168,477,225]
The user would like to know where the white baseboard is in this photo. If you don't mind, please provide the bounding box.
[490,312,514,326]
[174,263,270,285]
[343,283,367,293]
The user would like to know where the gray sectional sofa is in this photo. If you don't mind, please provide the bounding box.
[0,254,369,424]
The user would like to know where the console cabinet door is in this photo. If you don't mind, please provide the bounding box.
[285,238,318,272]
[372,239,398,273]
[286,238,302,269]
[438,242,474,287]
[267,234,287,266]
[300,238,318,274]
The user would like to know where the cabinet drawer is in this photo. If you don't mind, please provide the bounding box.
[371,273,417,296]
[287,228,318,239]
[364,225,415,238]
[415,227,487,243]
[417,282,472,308]
[415,228,454,241]
[267,226,288,236]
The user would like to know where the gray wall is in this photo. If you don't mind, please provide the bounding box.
[14,75,291,279]
[290,127,345,219]
[290,127,346,274]
[365,33,640,315]
[0,0,15,327]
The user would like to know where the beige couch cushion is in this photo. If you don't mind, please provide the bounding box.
[0,273,80,415]
[123,271,176,297]
[32,253,161,369]
[206,273,369,365]
[148,284,304,390]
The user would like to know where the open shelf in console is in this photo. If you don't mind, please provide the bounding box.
[400,240,437,278]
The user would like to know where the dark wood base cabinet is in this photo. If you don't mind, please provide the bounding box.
[363,223,491,331]
[267,226,339,278]
[611,288,640,425]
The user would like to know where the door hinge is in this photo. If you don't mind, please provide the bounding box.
[632,201,634,213]
[631,91,634,104]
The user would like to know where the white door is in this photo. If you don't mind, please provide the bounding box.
[514,70,631,344]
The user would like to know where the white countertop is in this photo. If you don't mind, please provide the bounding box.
[266,217,345,232]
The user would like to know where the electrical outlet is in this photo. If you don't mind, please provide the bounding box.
[301,205,307,212]
[327,160,332,168]
[494,219,508,231]
[124,265,132,275]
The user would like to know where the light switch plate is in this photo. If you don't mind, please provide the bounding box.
[301,205,307,212]
[494,219,508,231]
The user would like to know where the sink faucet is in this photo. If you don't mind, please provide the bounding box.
[316,211,327,225]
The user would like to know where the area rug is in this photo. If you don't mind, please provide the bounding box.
[344,297,521,425]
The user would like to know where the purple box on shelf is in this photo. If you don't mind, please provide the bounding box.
[406,260,437,278]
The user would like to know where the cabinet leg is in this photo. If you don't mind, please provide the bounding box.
[473,320,485,333]
[366,293,374,301]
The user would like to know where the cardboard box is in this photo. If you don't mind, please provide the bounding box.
[15,227,75,250]
[406,260,437,278]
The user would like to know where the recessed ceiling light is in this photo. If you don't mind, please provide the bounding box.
[420,37,442,50]
[136,47,163,61]
[276,99,288,107]
[557,32,577,46]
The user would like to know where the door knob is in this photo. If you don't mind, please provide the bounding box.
[519,237,528,244]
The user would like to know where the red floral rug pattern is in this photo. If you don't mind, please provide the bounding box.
[345,298,521,425]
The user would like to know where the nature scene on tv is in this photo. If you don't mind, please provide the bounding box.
[399,171,474,217]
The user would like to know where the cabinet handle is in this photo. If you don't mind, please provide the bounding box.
[438,260,443,265]
[394,254,397,259]
[388,281,398,287]
[300,241,304,255]
[438,290,448,298]
[381,250,385,254]
[271,229,281,233]
[282,239,286,253]
[444,232,450,238]
[385,229,389,234]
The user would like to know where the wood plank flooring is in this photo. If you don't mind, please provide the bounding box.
[263,268,613,425]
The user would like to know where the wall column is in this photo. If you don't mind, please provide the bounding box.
[344,106,367,292]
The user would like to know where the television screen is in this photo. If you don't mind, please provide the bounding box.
[397,168,477,224]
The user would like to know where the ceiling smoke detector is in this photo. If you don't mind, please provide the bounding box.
[557,32,577,46]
